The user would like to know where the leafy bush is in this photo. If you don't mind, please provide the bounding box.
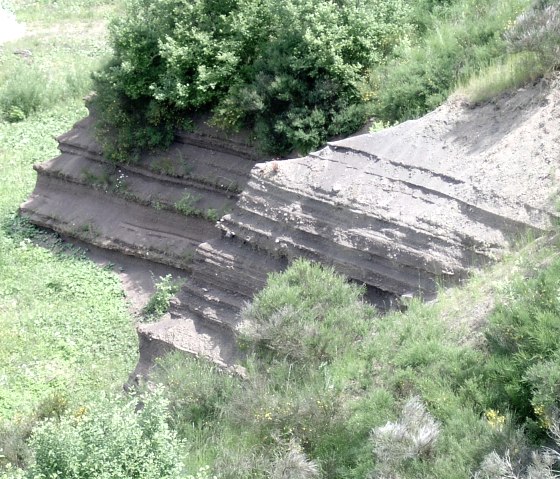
[28,391,185,479]
[93,0,411,159]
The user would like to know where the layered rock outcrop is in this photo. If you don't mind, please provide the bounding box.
[20,81,560,371]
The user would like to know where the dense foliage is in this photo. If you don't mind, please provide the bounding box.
[485,258,560,433]
[28,392,185,479]
[93,0,411,160]
[93,0,541,159]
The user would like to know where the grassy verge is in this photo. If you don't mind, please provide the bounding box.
[372,0,532,121]
[0,0,135,422]
[8,0,120,23]
[455,52,543,103]
[0,3,113,122]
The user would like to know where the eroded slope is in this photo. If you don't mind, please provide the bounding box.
[20,78,560,371]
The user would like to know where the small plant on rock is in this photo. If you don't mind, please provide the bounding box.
[143,274,182,320]
[174,192,201,216]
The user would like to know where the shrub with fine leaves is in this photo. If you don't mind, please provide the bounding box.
[370,396,440,475]
[506,0,560,70]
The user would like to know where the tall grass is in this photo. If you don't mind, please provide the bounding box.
[9,0,120,22]
[0,40,108,122]
[373,0,532,120]
[456,52,542,103]
[0,60,98,121]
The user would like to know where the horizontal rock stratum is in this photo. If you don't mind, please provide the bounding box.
[20,78,560,371]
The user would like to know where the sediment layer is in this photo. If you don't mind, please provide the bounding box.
[21,81,560,370]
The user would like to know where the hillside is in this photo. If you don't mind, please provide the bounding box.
[2,0,560,478]
[19,73,560,373]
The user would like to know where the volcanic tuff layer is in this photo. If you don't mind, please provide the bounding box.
[20,79,560,370]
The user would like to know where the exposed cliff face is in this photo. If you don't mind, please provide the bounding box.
[222,88,559,300]
[20,78,560,372]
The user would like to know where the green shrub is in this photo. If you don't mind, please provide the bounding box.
[0,392,70,470]
[28,391,185,479]
[239,259,374,364]
[0,420,33,471]
[227,367,346,452]
[506,0,560,71]
[484,257,560,425]
[93,0,411,159]
[0,63,47,122]
[524,355,560,426]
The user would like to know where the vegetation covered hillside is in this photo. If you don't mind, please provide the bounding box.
[92,0,559,160]
[1,0,560,478]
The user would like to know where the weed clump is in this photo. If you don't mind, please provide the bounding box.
[270,442,320,479]
[28,391,185,479]
[142,274,182,320]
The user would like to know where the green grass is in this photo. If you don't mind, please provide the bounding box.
[0,10,113,122]
[373,0,533,122]
[9,0,121,23]
[0,217,137,418]
[0,1,135,421]
[456,52,543,104]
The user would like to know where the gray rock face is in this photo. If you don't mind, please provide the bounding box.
[20,79,560,371]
